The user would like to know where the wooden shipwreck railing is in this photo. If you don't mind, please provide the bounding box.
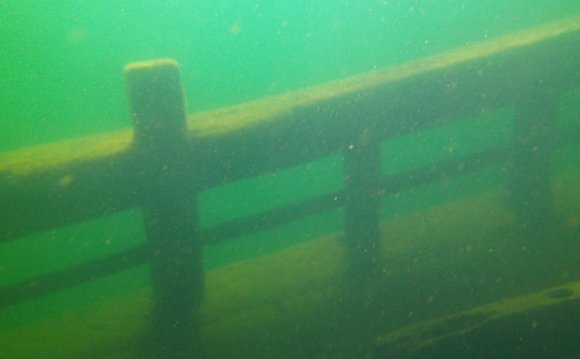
[1,16,579,357]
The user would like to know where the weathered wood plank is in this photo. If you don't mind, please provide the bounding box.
[1,16,579,241]
[1,172,578,358]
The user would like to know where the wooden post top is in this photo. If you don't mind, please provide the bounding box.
[124,58,179,72]
[124,58,188,153]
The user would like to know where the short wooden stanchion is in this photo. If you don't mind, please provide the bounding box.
[343,130,382,279]
[508,92,558,240]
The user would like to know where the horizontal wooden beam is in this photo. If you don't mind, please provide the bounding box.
[0,246,148,309]
[1,17,579,241]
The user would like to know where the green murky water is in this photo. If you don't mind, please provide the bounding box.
[1,1,579,357]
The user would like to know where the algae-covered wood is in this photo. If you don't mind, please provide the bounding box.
[375,282,580,358]
[1,16,579,241]
[0,166,577,358]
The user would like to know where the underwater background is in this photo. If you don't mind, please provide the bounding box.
[0,1,579,357]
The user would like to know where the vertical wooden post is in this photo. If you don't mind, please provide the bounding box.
[125,59,203,358]
[343,129,382,280]
[339,128,383,345]
[508,92,558,240]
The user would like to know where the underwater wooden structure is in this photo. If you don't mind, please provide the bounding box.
[0,16,579,358]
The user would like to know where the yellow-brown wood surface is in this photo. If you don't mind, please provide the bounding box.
[0,165,577,358]
[1,16,579,240]
[375,282,580,358]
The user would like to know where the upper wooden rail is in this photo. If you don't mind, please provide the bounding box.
[1,16,579,241]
